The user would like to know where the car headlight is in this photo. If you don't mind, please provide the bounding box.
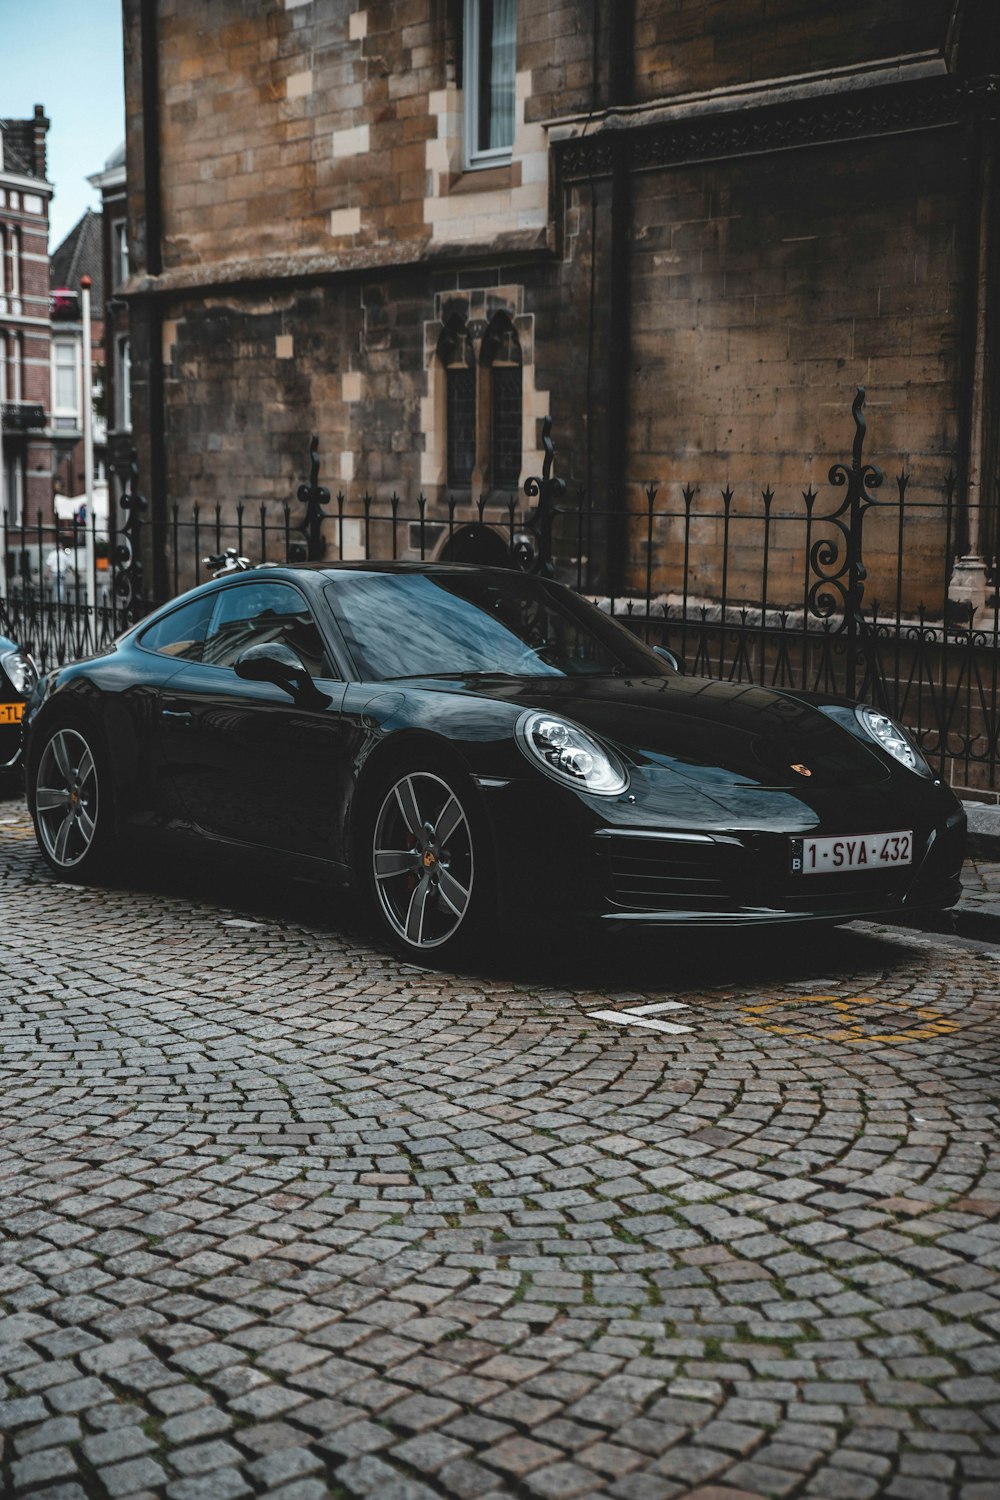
[516,710,628,795]
[855,706,932,777]
[1,648,38,697]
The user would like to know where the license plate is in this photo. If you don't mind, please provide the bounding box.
[790,830,913,875]
[0,702,23,724]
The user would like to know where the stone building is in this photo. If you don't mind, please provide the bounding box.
[122,2,1000,610]
[0,106,52,531]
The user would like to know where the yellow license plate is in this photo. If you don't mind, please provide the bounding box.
[0,703,24,724]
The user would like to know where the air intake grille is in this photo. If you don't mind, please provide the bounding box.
[605,836,738,912]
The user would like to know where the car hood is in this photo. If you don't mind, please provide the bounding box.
[438,672,889,790]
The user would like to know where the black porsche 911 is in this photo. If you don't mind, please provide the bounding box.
[0,630,37,785]
[23,562,964,960]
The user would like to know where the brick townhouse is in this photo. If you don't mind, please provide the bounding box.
[122,1,999,609]
[49,208,106,506]
[0,106,52,531]
[88,142,132,510]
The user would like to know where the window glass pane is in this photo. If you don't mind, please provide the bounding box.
[446,366,476,487]
[117,337,131,428]
[139,593,217,659]
[491,364,522,489]
[115,221,129,284]
[472,0,516,156]
[202,581,327,673]
[490,0,516,149]
[54,345,77,411]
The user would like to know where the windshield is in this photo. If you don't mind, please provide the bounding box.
[324,571,667,681]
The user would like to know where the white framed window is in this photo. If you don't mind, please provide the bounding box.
[5,227,20,313]
[3,449,25,527]
[463,0,516,169]
[115,335,131,429]
[52,339,80,427]
[12,333,23,403]
[114,219,129,287]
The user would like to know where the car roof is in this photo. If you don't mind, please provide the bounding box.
[238,560,552,585]
[315,560,522,578]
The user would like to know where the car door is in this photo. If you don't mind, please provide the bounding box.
[157,578,349,863]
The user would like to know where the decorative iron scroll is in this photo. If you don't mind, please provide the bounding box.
[515,415,565,575]
[112,448,147,626]
[298,436,331,562]
[805,387,886,703]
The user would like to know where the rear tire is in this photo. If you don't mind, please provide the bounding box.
[31,718,117,882]
[363,756,493,964]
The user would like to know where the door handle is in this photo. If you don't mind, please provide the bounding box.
[161,709,193,726]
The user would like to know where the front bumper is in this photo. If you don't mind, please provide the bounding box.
[481,774,966,931]
[591,812,965,926]
[0,723,23,772]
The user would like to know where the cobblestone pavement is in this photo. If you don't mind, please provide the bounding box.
[2,795,1000,1500]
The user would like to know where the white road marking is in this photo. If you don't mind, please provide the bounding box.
[619,1000,689,1016]
[588,1001,693,1035]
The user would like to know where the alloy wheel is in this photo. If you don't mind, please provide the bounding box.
[35,728,100,869]
[372,770,474,950]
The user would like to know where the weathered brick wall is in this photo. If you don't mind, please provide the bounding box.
[123,0,983,619]
[159,287,355,526]
[622,129,965,613]
[632,0,952,100]
[152,255,568,576]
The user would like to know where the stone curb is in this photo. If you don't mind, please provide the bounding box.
[963,799,1000,860]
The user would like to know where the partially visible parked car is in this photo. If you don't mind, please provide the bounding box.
[0,632,38,786]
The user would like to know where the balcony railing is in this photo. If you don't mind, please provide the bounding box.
[1,402,47,433]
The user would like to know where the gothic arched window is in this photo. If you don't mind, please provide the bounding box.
[437,317,476,488]
[481,312,522,491]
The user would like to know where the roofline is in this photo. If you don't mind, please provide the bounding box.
[0,171,52,196]
[88,164,126,191]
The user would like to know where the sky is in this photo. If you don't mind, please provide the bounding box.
[0,0,126,250]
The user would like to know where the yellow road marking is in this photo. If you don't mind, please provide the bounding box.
[741,993,959,1044]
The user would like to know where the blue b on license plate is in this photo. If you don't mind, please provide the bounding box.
[790,830,913,875]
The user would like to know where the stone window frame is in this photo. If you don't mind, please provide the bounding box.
[432,300,527,496]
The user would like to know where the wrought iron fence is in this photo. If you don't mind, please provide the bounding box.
[1,395,997,790]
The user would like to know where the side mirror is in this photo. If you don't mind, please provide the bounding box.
[653,645,687,675]
[234,642,330,707]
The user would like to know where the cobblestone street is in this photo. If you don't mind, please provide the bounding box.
[2,794,999,1500]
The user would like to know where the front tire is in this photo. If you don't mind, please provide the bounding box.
[365,760,491,962]
[31,720,116,881]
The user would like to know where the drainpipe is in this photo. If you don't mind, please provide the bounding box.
[138,0,167,604]
[80,276,96,617]
[605,1,635,594]
[950,94,998,623]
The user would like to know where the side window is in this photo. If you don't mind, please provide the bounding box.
[138,593,217,660]
[201,582,328,674]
